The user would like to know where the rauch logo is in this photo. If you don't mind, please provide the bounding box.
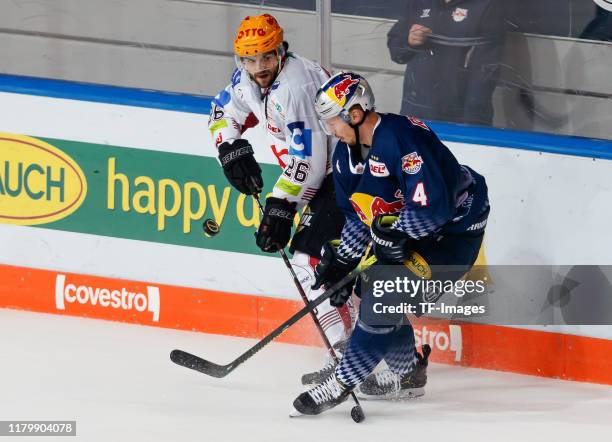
[55,275,160,322]
[0,133,87,225]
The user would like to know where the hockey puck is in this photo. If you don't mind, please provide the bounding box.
[202,219,220,237]
[351,405,365,423]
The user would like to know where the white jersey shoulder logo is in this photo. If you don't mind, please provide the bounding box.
[268,96,286,120]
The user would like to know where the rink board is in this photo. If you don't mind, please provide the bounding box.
[2,78,612,385]
[2,261,612,386]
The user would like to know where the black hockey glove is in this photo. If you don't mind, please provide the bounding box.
[255,197,297,253]
[218,139,264,195]
[371,215,413,264]
[313,241,360,307]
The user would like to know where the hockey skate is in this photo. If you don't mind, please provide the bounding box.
[356,344,431,400]
[291,374,352,416]
[300,340,347,386]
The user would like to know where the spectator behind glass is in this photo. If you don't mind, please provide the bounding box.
[580,5,612,42]
[387,0,510,126]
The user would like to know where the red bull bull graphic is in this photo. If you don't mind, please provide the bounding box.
[402,152,424,175]
[371,196,404,217]
[350,199,368,223]
[349,192,405,225]
[327,75,359,105]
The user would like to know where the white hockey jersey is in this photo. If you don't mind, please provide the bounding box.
[208,53,332,206]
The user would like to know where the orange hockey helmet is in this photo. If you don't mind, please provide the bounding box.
[233,14,284,57]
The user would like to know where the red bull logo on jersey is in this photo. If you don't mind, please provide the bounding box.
[452,7,468,22]
[370,196,404,217]
[350,199,368,223]
[402,152,424,175]
[350,192,405,225]
[326,74,359,106]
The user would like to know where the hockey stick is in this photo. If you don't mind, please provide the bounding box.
[250,193,365,419]
[170,254,376,378]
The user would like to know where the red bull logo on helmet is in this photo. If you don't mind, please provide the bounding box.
[402,152,424,175]
[326,74,359,106]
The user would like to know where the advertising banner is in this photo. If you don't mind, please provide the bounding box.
[1,132,282,256]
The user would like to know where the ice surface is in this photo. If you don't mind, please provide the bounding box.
[1,309,611,442]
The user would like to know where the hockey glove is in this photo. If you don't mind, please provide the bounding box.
[256,197,297,253]
[371,215,412,264]
[218,139,264,195]
[313,241,360,307]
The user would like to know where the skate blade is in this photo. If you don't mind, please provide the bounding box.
[356,386,425,401]
[289,407,303,418]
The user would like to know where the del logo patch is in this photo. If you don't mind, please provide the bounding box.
[368,159,389,177]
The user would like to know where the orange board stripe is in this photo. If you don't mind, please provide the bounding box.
[1,263,611,385]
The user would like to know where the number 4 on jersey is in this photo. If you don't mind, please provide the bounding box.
[412,182,428,206]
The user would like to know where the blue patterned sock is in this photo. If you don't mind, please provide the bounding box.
[384,324,417,375]
[335,321,396,388]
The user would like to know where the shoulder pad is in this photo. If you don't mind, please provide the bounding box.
[406,116,430,131]
[213,89,231,107]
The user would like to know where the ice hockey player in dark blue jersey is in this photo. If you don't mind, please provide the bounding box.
[291,72,490,416]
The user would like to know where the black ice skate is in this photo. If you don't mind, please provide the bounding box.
[291,374,352,416]
[356,344,431,400]
[300,341,347,386]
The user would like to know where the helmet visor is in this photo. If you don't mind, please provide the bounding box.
[235,50,280,72]
[318,114,350,136]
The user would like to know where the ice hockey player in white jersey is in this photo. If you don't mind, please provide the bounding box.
[209,14,351,382]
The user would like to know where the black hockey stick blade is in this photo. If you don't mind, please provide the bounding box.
[170,255,377,378]
[170,349,231,378]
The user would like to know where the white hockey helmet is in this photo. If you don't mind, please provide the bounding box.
[314,72,375,124]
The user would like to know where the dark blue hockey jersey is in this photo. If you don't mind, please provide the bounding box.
[387,0,509,125]
[332,113,488,260]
